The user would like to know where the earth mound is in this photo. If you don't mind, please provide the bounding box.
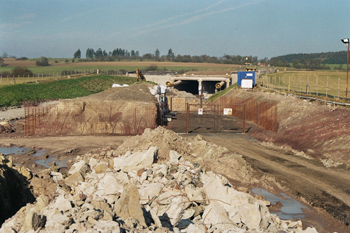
[35,83,159,136]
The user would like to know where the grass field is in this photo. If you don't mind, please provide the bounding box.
[0,75,138,107]
[0,58,241,76]
[257,71,349,100]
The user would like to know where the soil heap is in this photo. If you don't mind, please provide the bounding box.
[36,83,159,136]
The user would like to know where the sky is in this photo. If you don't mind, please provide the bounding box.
[0,0,349,59]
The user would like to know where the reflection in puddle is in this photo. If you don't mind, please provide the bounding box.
[31,149,46,157]
[0,146,69,168]
[36,156,70,168]
[0,146,31,155]
[252,188,308,220]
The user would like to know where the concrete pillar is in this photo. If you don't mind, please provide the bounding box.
[225,78,230,89]
[198,79,202,95]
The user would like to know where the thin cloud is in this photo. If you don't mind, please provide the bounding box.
[60,8,104,23]
[144,0,227,29]
[135,0,265,36]
[0,23,21,30]
[17,13,37,19]
[107,0,228,38]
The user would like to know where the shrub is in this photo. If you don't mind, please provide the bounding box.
[0,71,10,77]
[145,65,158,71]
[11,67,34,77]
[15,57,28,60]
[36,56,49,66]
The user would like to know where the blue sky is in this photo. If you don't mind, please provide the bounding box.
[0,0,349,59]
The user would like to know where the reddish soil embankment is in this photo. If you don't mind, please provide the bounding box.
[229,89,350,169]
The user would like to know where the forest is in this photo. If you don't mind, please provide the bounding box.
[269,51,347,70]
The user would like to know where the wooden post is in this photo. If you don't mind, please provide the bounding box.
[213,105,216,132]
[326,76,329,98]
[243,104,246,134]
[274,105,278,133]
[186,103,189,134]
[338,78,340,99]
[288,76,290,92]
[316,76,318,96]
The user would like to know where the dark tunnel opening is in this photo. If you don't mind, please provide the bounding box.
[173,80,226,95]
[173,80,199,95]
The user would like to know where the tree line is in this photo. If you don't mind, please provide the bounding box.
[269,51,348,70]
[73,48,261,65]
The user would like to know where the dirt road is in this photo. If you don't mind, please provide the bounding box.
[193,132,350,232]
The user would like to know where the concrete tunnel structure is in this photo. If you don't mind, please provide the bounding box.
[166,76,231,95]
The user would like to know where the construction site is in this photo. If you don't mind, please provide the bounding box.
[0,71,350,232]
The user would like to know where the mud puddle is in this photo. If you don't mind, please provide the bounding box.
[0,146,31,155]
[0,146,69,168]
[252,188,308,220]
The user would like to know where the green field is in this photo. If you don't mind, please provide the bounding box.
[0,75,138,107]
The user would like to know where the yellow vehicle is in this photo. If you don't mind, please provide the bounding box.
[136,68,146,82]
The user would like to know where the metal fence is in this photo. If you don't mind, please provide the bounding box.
[168,94,278,133]
[25,103,159,136]
[185,103,246,134]
[212,95,278,133]
[258,74,348,100]
[0,70,126,86]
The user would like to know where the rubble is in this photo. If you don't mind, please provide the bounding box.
[0,154,35,225]
[0,128,318,232]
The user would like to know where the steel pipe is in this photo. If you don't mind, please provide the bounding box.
[215,81,225,89]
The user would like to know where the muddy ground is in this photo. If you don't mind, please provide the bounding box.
[1,88,350,232]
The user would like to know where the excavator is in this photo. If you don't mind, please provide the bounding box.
[136,68,146,82]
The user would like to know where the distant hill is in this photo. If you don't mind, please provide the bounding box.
[271,51,347,64]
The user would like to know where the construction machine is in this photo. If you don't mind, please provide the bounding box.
[165,80,182,87]
[136,68,146,82]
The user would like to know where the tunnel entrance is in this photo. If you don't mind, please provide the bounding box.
[203,81,224,94]
[174,80,199,95]
[172,80,226,95]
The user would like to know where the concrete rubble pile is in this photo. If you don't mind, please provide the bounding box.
[0,121,15,133]
[1,131,318,233]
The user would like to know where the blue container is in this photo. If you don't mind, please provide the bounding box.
[237,71,255,87]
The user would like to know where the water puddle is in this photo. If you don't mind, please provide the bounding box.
[252,188,308,220]
[0,146,69,168]
[0,146,31,155]
[36,156,70,168]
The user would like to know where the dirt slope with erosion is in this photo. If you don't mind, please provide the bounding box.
[230,88,350,168]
